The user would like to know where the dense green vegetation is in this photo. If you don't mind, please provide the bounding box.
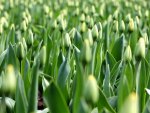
[0,0,150,113]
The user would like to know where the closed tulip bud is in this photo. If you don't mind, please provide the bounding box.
[143,33,149,46]
[119,93,138,113]
[51,20,58,29]
[86,29,93,46]
[22,38,27,53]
[21,20,27,31]
[64,33,71,48]
[124,45,132,62]
[145,10,149,18]
[120,20,125,32]
[128,18,134,32]
[27,29,34,46]
[80,39,92,64]
[89,18,94,29]
[86,15,90,24]
[84,75,99,104]
[0,24,3,34]
[125,13,131,23]
[2,65,16,94]
[43,5,49,14]
[135,16,140,27]
[97,22,102,40]
[39,45,46,67]
[59,18,67,32]
[80,13,85,22]
[113,20,118,32]
[17,42,25,61]
[92,25,98,41]
[81,22,86,33]
[135,38,145,60]
[69,27,76,39]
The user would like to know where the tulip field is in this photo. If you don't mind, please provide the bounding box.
[0,0,150,113]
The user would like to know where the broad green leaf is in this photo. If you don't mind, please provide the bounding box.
[44,82,70,113]
[15,75,28,113]
[28,59,40,113]
[97,88,116,113]
[111,34,125,61]
[57,57,70,100]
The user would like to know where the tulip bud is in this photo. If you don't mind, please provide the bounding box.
[135,38,145,60]
[135,16,140,27]
[22,37,27,53]
[39,45,46,68]
[43,5,49,14]
[84,75,99,104]
[143,33,149,46]
[92,25,98,41]
[59,18,67,32]
[97,22,102,40]
[27,29,34,47]
[21,20,27,31]
[125,13,131,23]
[16,42,25,61]
[80,13,85,22]
[2,65,16,94]
[0,23,3,34]
[64,33,71,48]
[113,20,118,32]
[80,22,86,33]
[80,39,92,64]
[124,45,132,62]
[86,29,93,46]
[69,27,76,39]
[119,93,138,113]
[128,18,134,32]
[120,20,125,32]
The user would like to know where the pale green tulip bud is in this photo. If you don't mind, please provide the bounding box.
[124,45,132,62]
[43,5,49,14]
[113,20,118,32]
[143,33,149,46]
[27,29,34,46]
[81,22,86,33]
[59,18,67,32]
[2,65,16,94]
[64,33,71,48]
[86,29,93,46]
[89,18,94,28]
[17,42,25,61]
[21,20,27,31]
[125,13,131,23]
[97,22,102,40]
[0,24,3,34]
[39,45,46,67]
[128,18,134,32]
[145,10,149,18]
[80,39,92,64]
[22,37,27,53]
[119,93,138,113]
[80,13,85,22]
[84,75,99,104]
[120,20,125,32]
[135,16,140,27]
[92,24,98,41]
[69,27,76,39]
[135,38,145,60]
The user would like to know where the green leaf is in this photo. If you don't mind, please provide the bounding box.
[15,75,28,113]
[111,34,125,61]
[97,88,116,113]
[143,97,150,113]
[44,82,70,113]
[57,57,70,100]
[28,59,40,113]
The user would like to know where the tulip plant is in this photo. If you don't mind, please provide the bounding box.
[0,0,150,113]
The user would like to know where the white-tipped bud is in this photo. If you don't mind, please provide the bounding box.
[124,45,132,62]
[92,24,99,41]
[80,13,85,22]
[86,29,93,46]
[64,33,71,48]
[113,20,118,32]
[21,20,27,31]
[80,39,92,64]
[135,38,145,60]
[143,33,149,46]
[120,20,125,32]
